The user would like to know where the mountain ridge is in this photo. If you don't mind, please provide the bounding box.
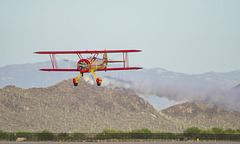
[162,102,240,130]
[1,61,240,89]
[0,78,179,132]
[1,79,240,133]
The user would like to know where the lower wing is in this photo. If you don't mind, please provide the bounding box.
[96,67,143,71]
[40,69,78,71]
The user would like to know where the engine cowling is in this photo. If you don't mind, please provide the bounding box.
[77,59,91,73]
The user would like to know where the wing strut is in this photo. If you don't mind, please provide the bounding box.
[123,52,129,68]
[49,54,58,69]
[77,53,83,59]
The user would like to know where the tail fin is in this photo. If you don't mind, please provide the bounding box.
[103,53,108,61]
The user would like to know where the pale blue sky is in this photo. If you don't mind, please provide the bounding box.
[0,0,239,74]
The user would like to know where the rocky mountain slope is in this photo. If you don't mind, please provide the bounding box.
[162,102,240,130]
[1,79,240,133]
[0,79,178,133]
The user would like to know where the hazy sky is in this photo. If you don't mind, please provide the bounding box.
[0,0,239,74]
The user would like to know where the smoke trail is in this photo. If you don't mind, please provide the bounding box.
[94,69,240,111]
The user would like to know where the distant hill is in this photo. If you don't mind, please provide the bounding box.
[1,61,240,89]
[0,61,76,88]
[0,79,179,133]
[1,61,240,110]
[1,79,240,133]
[162,102,240,130]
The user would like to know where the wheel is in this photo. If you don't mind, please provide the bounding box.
[73,78,78,86]
[74,82,78,86]
[96,77,102,86]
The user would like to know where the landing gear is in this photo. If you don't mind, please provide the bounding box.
[73,71,103,87]
[96,77,102,86]
[73,73,82,87]
[73,77,78,86]
[91,70,102,86]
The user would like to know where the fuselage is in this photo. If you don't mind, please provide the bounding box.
[86,57,107,73]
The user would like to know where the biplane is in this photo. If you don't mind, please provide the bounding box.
[35,50,142,86]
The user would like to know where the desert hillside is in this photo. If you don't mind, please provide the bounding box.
[162,102,240,130]
[0,79,178,132]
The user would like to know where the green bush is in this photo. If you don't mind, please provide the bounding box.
[130,128,153,139]
[211,127,225,134]
[0,130,8,140]
[183,126,201,134]
[102,129,126,133]
[37,130,55,141]
[73,132,86,141]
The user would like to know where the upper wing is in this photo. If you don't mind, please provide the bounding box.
[39,67,143,71]
[35,50,141,54]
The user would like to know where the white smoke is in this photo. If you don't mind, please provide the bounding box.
[88,69,240,111]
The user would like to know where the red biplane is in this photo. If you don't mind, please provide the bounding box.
[35,50,142,86]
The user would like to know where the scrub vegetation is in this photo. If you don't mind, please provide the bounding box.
[1,127,240,141]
